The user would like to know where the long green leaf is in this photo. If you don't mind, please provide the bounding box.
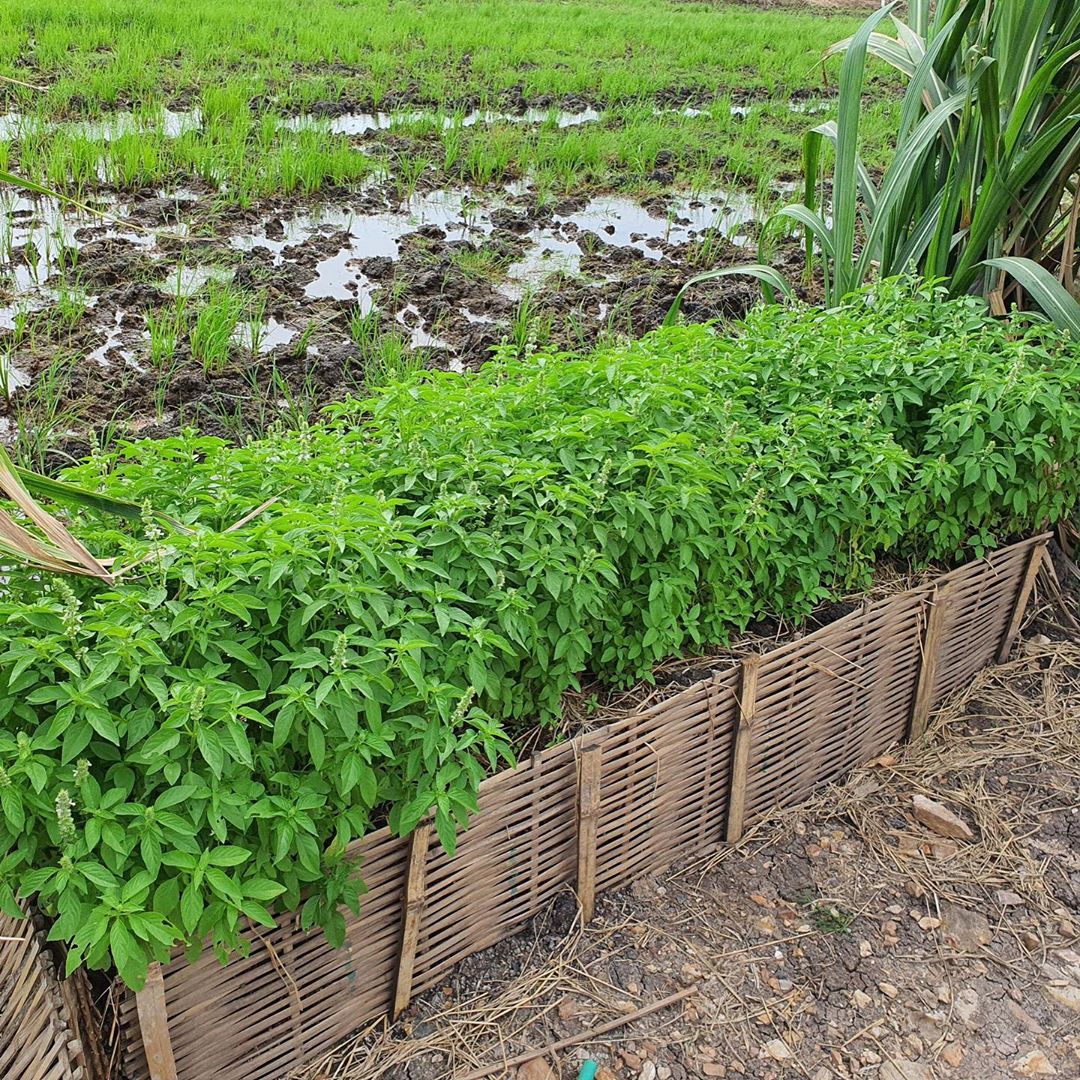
[15,468,191,534]
[664,266,793,327]
[984,257,1080,334]
[830,4,895,300]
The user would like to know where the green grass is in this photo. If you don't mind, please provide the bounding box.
[0,0,900,201]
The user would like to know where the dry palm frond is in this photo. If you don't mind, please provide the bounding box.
[0,446,114,581]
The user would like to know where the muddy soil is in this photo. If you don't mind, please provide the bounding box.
[295,624,1080,1080]
[0,175,810,461]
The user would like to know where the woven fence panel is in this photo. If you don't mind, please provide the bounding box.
[411,741,580,997]
[120,829,410,1080]
[114,535,1046,1080]
[743,586,928,826]
[596,667,740,891]
[0,908,83,1080]
[931,542,1034,705]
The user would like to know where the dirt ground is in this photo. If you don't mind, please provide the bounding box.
[295,613,1080,1079]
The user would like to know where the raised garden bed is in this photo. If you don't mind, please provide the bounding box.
[109,532,1047,1080]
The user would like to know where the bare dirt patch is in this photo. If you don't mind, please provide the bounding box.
[296,628,1080,1080]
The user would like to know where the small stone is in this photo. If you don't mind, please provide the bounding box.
[1015,1050,1057,1076]
[852,989,872,1009]
[621,1052,643,1070]
[1046,985,1080,1013]
[658,1068,672,1080]
[680,962,706,985]
[912,794,974,839]
[763,1038,792,1061]
[918,916,942,931]
[1021,931,1041,950]
[997,890,1025,907]
[1008,1001,1044,1034]
[596,1070,618,1080]
[868,754,899,768]
[1022,634,1052,654]
[930,840,959,859]
[954,987,980,1024]
[557,996,584,1020]
[859,940,873,957]
[517,1060,557,1080]
[941,1043,964,1067]
[879,981,899,998]
[811,1070,833,1080]
[701,1066,727,1078]
[880,1060,932,1080]
[941,904,993,950]
[639,1063,658,1080]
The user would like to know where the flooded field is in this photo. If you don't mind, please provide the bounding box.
[0,0,896,460]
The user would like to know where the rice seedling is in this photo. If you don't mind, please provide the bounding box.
[146,304,186,369]
[189,282,246,375]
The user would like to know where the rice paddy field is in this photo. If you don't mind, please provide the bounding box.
[0,0,898,463]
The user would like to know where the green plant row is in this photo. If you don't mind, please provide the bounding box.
[2,278,1078,990]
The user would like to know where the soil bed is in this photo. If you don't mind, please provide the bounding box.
[0,177,807,461]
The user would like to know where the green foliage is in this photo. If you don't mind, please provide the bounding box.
[2,279,1079,989]
[756,0,1080,321]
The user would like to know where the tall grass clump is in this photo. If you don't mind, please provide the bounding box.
[2,279,1079,991]
[704,0,1080,327]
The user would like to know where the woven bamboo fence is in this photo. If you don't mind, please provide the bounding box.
[0,904,87,1080]
[41,533,1048,1080]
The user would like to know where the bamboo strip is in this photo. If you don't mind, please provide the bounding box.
[134,964,179,1080]
[392,823,431,1019]
[726,654,761,844]
[576,743,602,924]
[908,584,950,741]
[997,541,1046,663]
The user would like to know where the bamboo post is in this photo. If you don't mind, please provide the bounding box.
[392,823,430,1019]
[997,542,1046,663]
[135,962,179,1080]
[576,743,602,924]
[726,654,761,844]
[908,583,951,742]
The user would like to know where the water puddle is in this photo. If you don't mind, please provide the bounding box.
[231,190,496,302]
[281,107,602,136]
[508,191,757,286]
[229,186,757,307]
[232,317,297,354]
[158,265,234,298]
[0,353,31,394]
[87,310,141,369]
[0,192,159,292]
[0,109,201,142]
[0,98,833,151]
[395,304,451,350]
